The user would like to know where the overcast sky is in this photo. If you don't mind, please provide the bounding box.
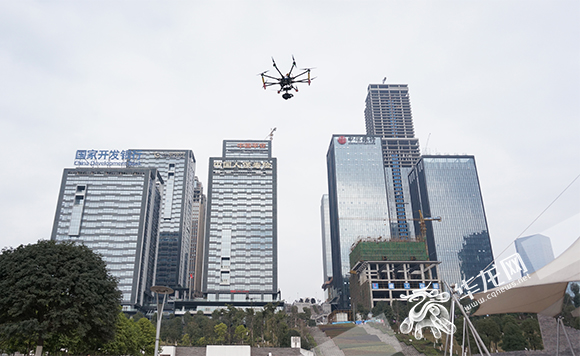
[1,1,578,302]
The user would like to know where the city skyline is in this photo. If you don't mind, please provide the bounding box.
[1,1,578,301]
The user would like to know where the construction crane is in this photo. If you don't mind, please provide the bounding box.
[339,210,440,241]
[391,210,441,259]
[389,210,441,240]
[265,127,277,141]
[412,210,441,241]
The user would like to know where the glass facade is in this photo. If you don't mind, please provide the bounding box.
[129,150,196,292]
[515,234,554,276]
[189,177,206,297]
[365,84,421,239]
[326,135,391,309]
[408,156,494,291]
[320,194,333,300]
[203,140,278,303]
[51,168,162,311]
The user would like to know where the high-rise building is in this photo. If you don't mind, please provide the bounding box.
[365,84,421,239]
[320,194,333,301]
[202,140,278,306]
[408,155,494,291]
[515,234,554,276]
[51,167,163,312]
[189,176,207,298]
[129,150,196,295]
[326,134,391,309]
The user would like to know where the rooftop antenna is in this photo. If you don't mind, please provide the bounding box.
[266,127,277,141]
[382,77,387,84]
[424,133,431,154]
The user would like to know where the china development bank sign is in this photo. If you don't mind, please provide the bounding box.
[74,149,142,167]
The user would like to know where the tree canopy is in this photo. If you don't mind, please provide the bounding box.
[0,240,122,355]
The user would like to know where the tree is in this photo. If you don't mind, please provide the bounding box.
[214,323,227,345]
[103,313,140,356]
[500,322,527,351]
[476,317,501,352]
[161,314,183,345]
[570,283,580,308]
[234,325,248,344]
[136,317,157,355]
[0,240,121,356]
[521,318,542,350]
[356,303,370,321]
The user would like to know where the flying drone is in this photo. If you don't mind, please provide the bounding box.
[260,56,315,100]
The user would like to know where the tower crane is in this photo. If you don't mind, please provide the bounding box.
[408,210,441,242]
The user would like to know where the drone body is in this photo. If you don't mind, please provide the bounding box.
[260,56,314,100]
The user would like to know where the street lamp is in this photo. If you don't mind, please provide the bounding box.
[151,285,174,356]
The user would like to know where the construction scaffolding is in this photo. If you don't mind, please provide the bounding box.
[349,239,429,268]
[349,240,440,310]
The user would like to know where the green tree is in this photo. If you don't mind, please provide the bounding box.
[234,325,248,344]
[136,317,156,355]
[521,318,542,350]
[214,323,227,345]
[476,317,501,352]
[161,314,183,345]
[500,322,527,351]
[356,303,370,321]
[103,313,140,356]
[0,241,121,356]
[571,283,580,308]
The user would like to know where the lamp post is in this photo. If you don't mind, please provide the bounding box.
[151,285,174,356]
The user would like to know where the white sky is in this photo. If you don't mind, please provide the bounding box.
[1,1,578,303]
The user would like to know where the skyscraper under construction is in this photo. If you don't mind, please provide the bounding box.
[365,84,421,239]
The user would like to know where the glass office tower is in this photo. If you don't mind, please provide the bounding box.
[189,176,207,298]
[515,234,554,276]
[51,168,162,312]
[408,155,494,291]
[202,140,278,304]
[365,84,421,239]
[128,150,196,294]
[326,134,391,309]
[320,194,333,300]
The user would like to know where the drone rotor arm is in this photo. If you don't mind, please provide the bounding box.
[261,74,280,81]
[288,55,297,76]
[290,69,312,80]
[271,57,285,77]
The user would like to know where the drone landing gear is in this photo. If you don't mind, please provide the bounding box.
[282,92,294,100]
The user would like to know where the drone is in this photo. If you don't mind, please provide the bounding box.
[260,56,315,100]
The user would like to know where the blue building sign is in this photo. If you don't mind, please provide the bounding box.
[372,283,379,290]
[419,283,426,289]
[388,283,395,289]
[74,149,142,167]
[433,283,439,289]
[404,283,410,289]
